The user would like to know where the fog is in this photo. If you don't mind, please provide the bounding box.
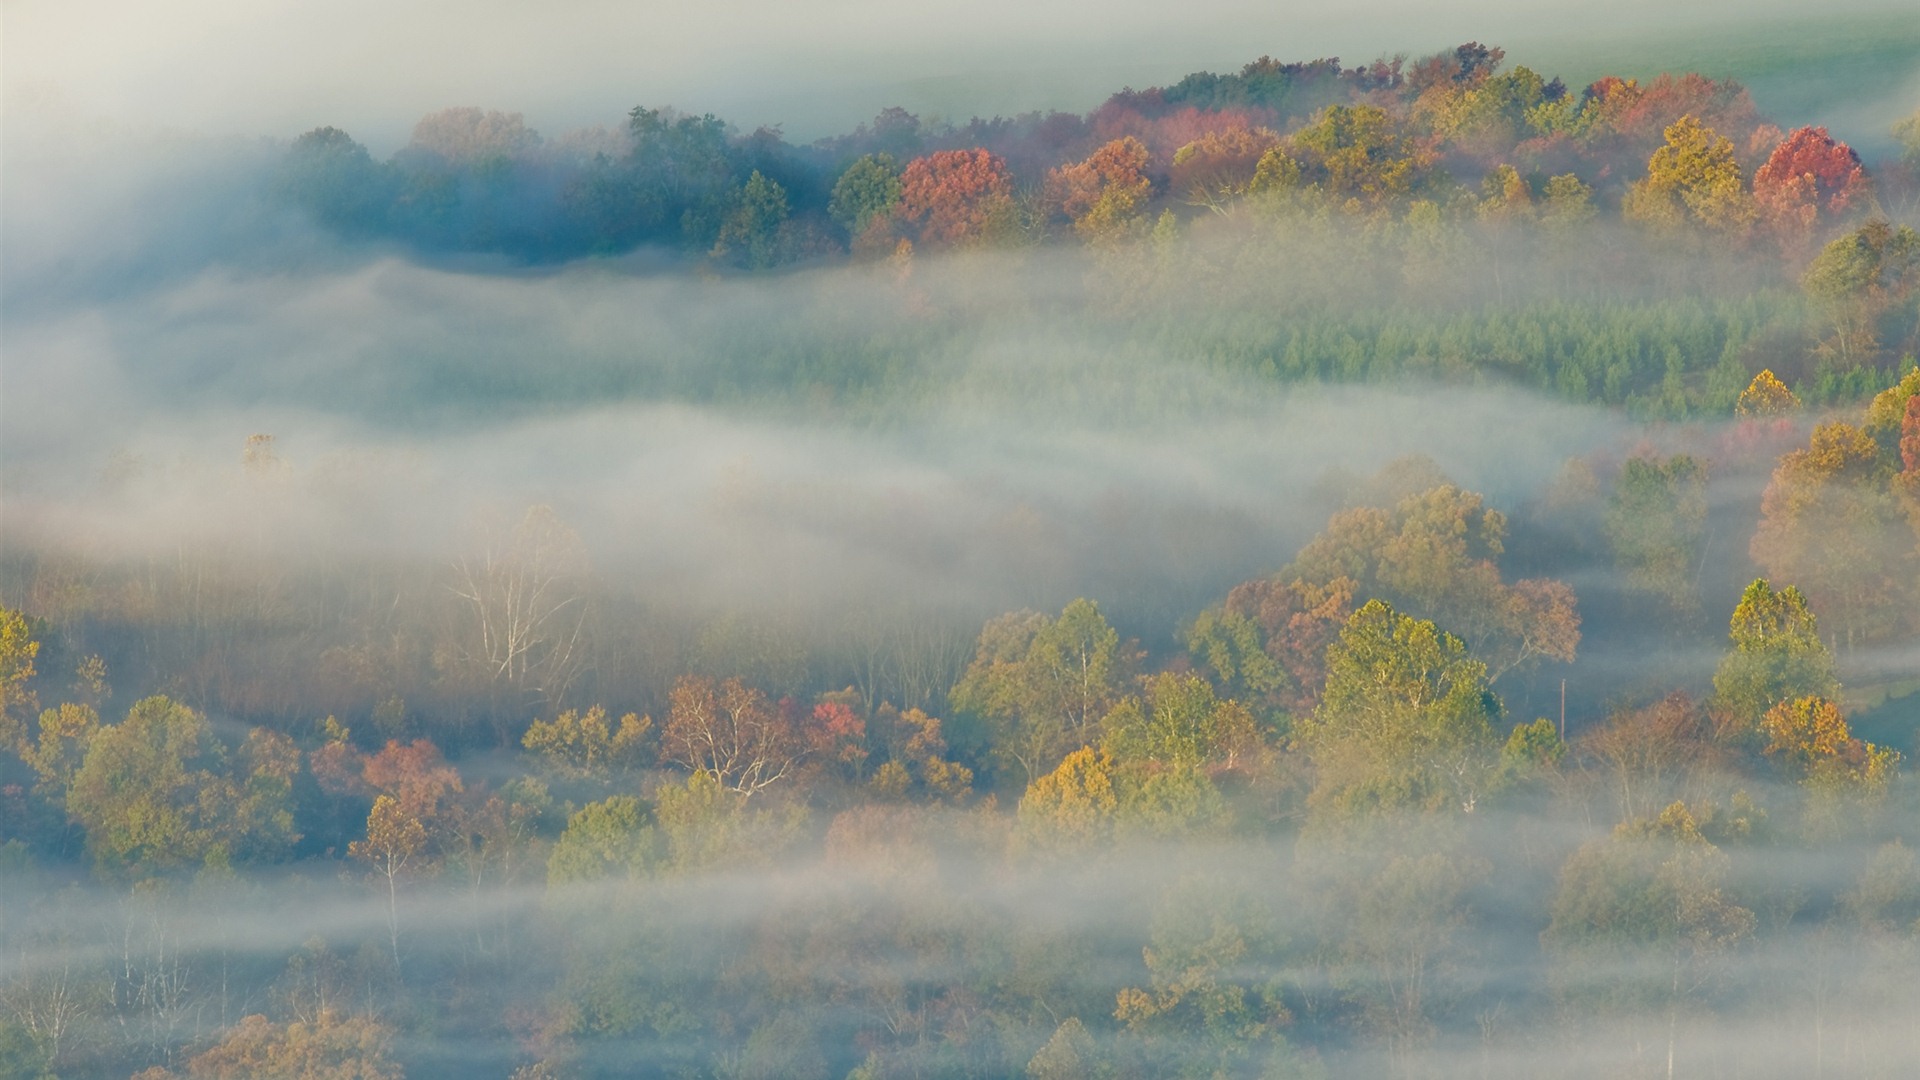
[5,8,1920,1080]
[6,0,1914,148]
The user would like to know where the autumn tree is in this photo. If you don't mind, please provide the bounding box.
[184,1011,402,1079]
[350,794,428,971]
[1016,747,1119,850]
[1187,575,1354,714]
[1605,455,1709,616]
[1046,136,1152,242]
[949,598,1128,785]
[660,675,800,798]
[361,737,464,823]
[1711,579,1839,729]
[0,606,40,752]
[1297,600,1503,819]
[522,705,651,786]
[1170,127,1280,211]
[1751,422,1914,647]
[1580,693,1724,825]
[1284,481,1580,682]
[1287,105,1431,208]
[1624,115,1754,237]
[1752,126,1867,256]
[1734,368,1799,417]
[1760,695,1900,800]
[897,148,1016,247]
[865,705,972,804]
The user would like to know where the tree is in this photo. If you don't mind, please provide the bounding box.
[1581,694,1723,825]
[1735,368,1799,417]
[1286,482,1579,682]
[1026,1017,1097,1080]
[1298,600,1503,819]
[711,170,792,269]
[1711,579,1839,728]
[0,606,39,753]
[522,705,651,785]
[1545,803,1757,1079]
[1803,220,1920,365]
[448,504,592,725]
[949,599,1128,785]
[660,675,799,798]
[276,127,392,235]
[349,794,427,972]
[1189,576,1355,714]
[547,796,654,885]
[1623,115,1753,236]
[1016,747,1119,849]
[404,106,540,166]
[184,1010,402,1080]
[897,148,1016,246]
[65,697,297,877]
[1751,423,1913,648]
[1170,128,1281,211]
[1100,672,1260,772]
[828,153,904,243]
[1289,105,1430,207]
[1046,137,1153,243]
[1752,126,1867,255]
[625,107,739,245]
[1605,455,1708,616]
[1114,874,1299,1075]
[1760,695,1900,801]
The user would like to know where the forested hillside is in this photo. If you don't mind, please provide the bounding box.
[3,37,1920,1080]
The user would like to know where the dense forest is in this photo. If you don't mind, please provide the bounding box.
[4,35,1920,1080]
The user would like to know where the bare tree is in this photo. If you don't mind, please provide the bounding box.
[447,505,591,722]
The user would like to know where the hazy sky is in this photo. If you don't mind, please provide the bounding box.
[6,0,1913,151]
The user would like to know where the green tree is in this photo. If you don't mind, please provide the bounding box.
[829,153,904,240]
[66,697,297,877]
[1100,672,1260,771]
[711,170,792,269]
[1297,600,1503,819]
[1545,803,1757,1077]
[1115,874,1303,1077]
[1290,105,1430,208]
[950,599,1127,785]
[1606,455,1709,616]
[548,795,655,885]
[1711,579,1839,728]
[1803,219,1920,365]
[275,127,393,235]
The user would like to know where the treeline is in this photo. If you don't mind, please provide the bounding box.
[3,370,1920,1077]
[260,44,1920,419]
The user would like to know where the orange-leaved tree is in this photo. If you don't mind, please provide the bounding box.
[897,148,1015,247]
